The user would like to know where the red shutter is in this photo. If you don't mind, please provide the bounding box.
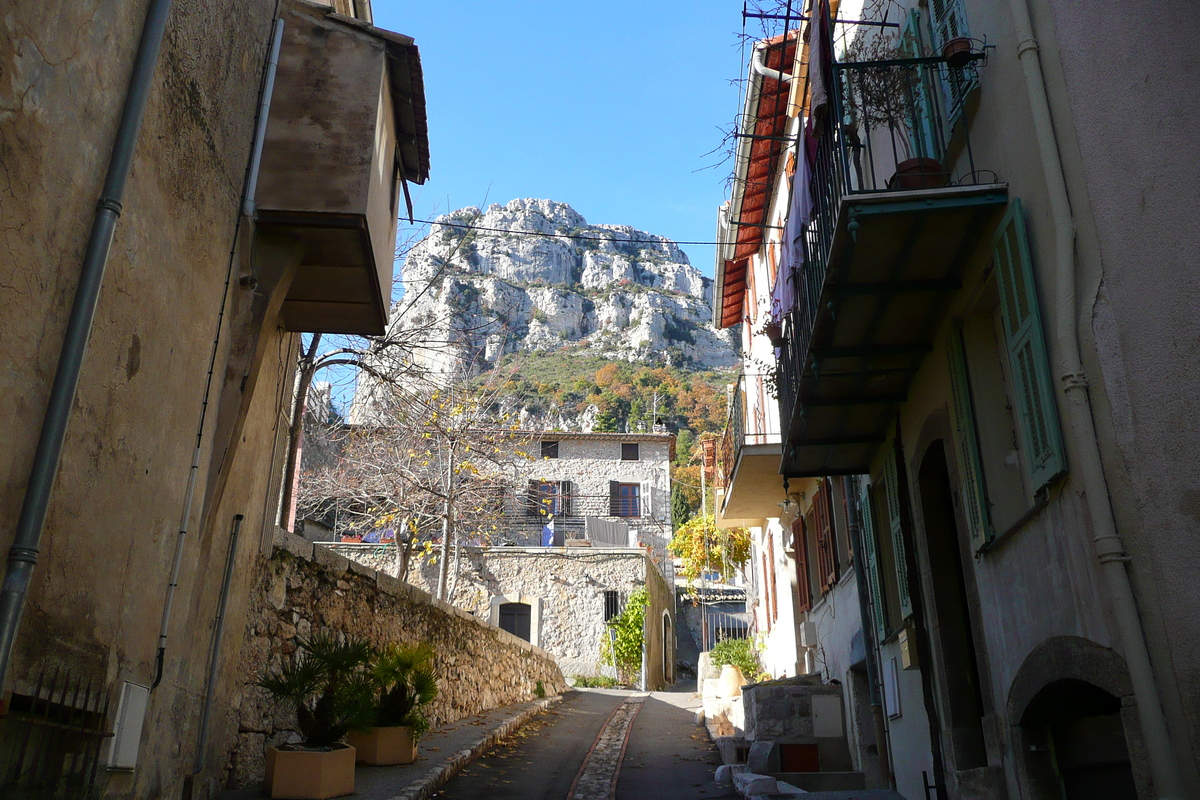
[793,516,812,612]
[813,480,838,591]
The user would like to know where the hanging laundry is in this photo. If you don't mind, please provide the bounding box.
[807,0,834,124]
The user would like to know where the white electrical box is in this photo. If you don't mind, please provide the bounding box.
[107,681,150,771]
[798,620,818,648]
[812,694,844,738]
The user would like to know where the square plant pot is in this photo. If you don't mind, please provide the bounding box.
[347,726,417,765]
[264,743,356,799]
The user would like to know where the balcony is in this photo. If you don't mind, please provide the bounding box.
[716,373,784,527]
[255,0,430,336]
[777,54,1008,476]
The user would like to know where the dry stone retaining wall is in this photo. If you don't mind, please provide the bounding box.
[223,531,566,788]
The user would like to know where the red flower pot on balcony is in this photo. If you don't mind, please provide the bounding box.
[764,321,787,347]
[888,158,949,190]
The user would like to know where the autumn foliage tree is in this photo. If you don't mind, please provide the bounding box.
[669,514,750,583]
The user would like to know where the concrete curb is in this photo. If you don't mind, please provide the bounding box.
[384,694,563,800]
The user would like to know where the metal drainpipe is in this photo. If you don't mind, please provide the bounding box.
[151,16,284,690]
[1005,1,1185,796]
[191,514,242,776]
[843,476,892,788]
[0,0,175,695]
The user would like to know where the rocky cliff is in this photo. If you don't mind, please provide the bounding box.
[393,199,739,373]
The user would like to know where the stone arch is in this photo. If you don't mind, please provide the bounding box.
[1007,636,1148,799]
[488,593,542,648]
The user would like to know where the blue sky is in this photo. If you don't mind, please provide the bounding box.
[373,0,751,277]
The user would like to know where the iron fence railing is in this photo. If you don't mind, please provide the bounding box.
[0,667,111,799]
[780,54,989,443]
[720,373,781,489]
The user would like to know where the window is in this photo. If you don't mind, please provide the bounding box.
[541,440,559,459]
[813,479,839,593]
[499,602,532,641]
[526,480,572,516]
[609,481,640,517]
[621,442,640,461]
[603,590,622,621]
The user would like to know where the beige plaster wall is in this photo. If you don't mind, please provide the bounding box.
[0,2,300,797]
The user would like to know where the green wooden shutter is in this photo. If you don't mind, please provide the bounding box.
[928,0,977,122]
[948,321,994,550]
[993,199,1066,493]
[859,483,887,643]
[883,448,913,618]
[899,9,941,160]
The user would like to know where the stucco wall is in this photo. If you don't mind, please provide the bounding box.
[0,3,289,798]
[224,532,567,789]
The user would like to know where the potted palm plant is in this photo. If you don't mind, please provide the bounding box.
[258,633,375,799]
[347,642,439,765]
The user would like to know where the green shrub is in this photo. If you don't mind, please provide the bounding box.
[570,674,620,689]
[599,587,649,684]
[709,637,766,683]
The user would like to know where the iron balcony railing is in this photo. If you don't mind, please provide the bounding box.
[720,373,782,489]
[779,54,989,442]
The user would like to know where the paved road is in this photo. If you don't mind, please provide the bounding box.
[432,688,736,800]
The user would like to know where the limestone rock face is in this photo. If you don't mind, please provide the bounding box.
[392,199,738,375]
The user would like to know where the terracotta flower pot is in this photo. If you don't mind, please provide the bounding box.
[716,664,746,698]
[264,743,356,799]
[764,321,786,347]
[888,157,949,190]
[347,725,417,765]
[942,36,974,68]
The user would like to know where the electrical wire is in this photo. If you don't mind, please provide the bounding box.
[403,218,723,246]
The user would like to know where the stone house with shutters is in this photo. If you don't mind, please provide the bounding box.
[711,1,1200,799]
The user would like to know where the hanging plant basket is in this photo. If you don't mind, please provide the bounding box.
[764,321,786,347]
[942,37,975,69]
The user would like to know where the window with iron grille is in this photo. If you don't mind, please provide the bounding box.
[609,482,640,517]
[621,442,639,461]
[604,590,622,621]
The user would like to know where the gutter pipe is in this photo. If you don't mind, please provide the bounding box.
[0,0,175,695]
[1005,1,1185,796]
[192,514,242,776]
[751,42,793,84]
[152,16,284,690]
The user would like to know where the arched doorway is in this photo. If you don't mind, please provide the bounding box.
[499,602,532,641]
[917,440,988,770]
[1019,679,1137,800]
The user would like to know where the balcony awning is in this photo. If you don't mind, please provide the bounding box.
[780,184,1009,477]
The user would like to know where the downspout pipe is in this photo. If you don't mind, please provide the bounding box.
[751,42,793,84]
[192,514,242,776]
[1005,1,1185,796]
[152,15,284,690]
[0,0,174,694]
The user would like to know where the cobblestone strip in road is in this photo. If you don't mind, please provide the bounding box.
[568,693,648,800]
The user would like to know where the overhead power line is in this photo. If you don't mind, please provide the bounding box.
[406,218,723,246]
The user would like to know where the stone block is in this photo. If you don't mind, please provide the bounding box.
[347,558,377,580]
[715,763,748,785]
[747,740,779,774]
[732,772,777,798]
[311,544,349,577]
[273,529,314,561]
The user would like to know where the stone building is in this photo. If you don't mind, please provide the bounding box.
[712,1,1200,799]
[506,432,676,572]
[0,1,427,796]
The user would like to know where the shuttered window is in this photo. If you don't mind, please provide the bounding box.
[948,322,993,550]
[858,483,887,643]
[882,448,913,618]
[793,516,812,613]
[928,0,977,122]
[559,480,573,517]
[994,199,1066,494]
[813,480,838,592]
[899,8,942,160]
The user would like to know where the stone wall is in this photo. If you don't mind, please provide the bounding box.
[223,532,566,788]
[406,546,648,679]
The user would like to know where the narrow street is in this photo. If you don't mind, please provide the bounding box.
[434,687,736,800]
